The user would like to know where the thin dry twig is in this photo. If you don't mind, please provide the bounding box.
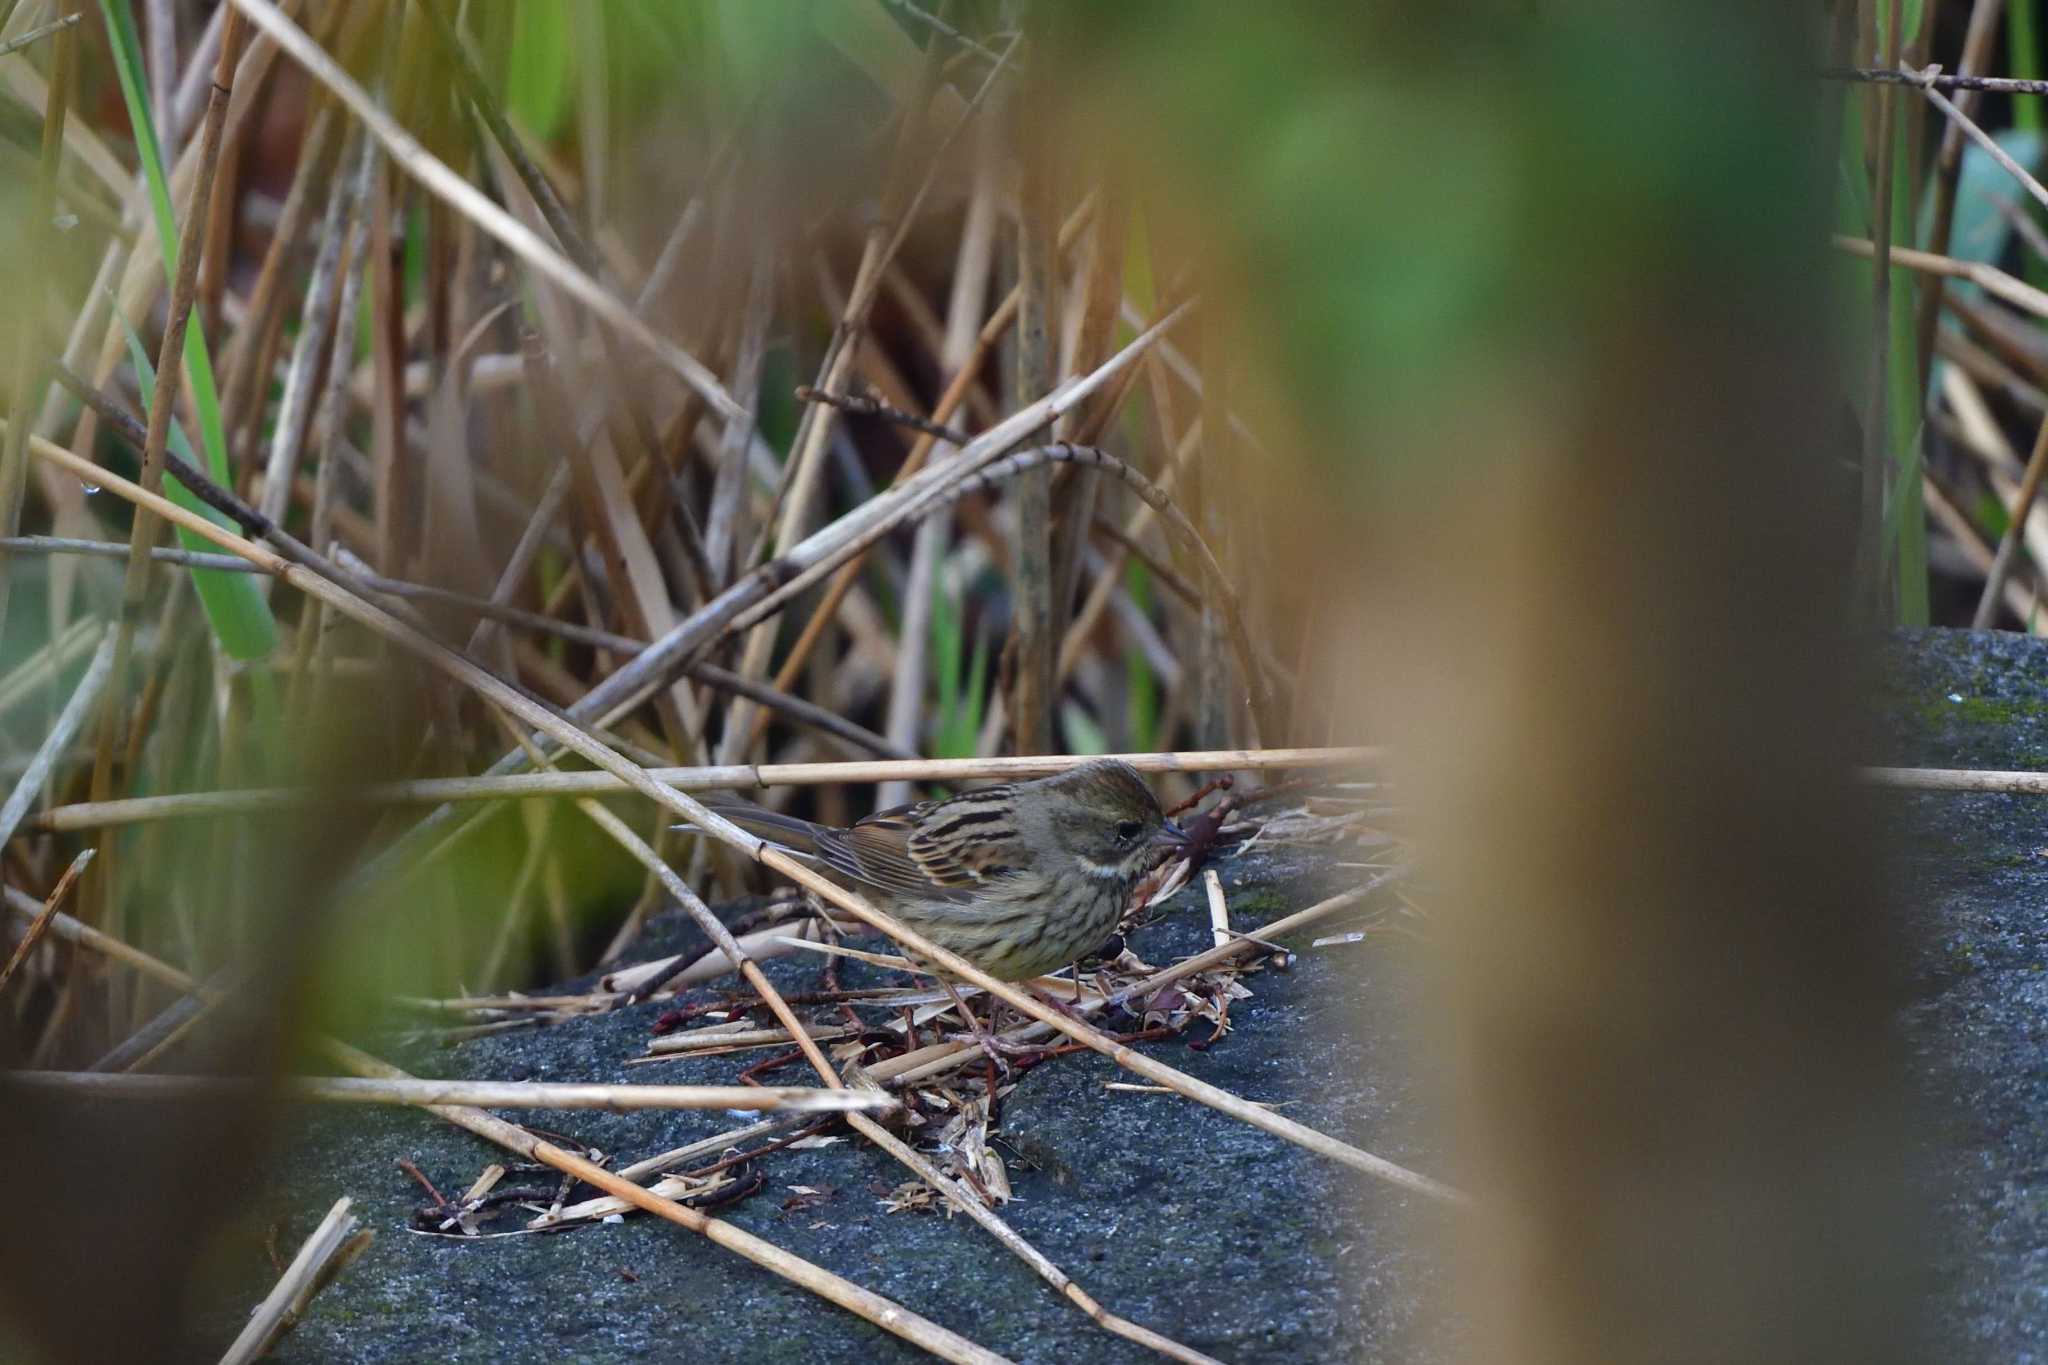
[1204,869,1230,950]
[1824,65,2048,95]
[1906,60,2048,218]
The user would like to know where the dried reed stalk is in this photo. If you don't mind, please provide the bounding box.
[4,1072,894,1113]
[217,1196,368,1365]
[30,746,1375,832]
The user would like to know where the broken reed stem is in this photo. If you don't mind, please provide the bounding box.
[1204,869,1230,949]
[0,888,1011,1365]
[217,1196,367,1365]
[1,885,192,991]
[2,1072,894,1113]
[28,747,1373,832]
[0,848,96,996]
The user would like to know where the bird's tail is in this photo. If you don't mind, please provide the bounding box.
[672,797,825,855]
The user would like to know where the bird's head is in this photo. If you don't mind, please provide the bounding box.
[1024,759,1187,882]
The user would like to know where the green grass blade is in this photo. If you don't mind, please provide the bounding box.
[1124,559,1159,747]
[2015,0,2043,135]
[931,572,963,755]
[100,0,278,659]
[1886,113,1927,625]
[961,617,989,743]
[114,313,279,659]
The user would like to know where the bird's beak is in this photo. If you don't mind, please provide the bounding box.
[1151,819,1190,852]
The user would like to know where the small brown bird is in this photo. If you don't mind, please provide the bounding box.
[687,759,1188,981]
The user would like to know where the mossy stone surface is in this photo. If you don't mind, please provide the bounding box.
[210,845,1444,1363]
[1881,628,2048,1361]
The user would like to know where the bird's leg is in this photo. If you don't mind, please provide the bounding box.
[1020,968,1092,1023]
[935,974,1009,1069]
[932,974,1063,1062]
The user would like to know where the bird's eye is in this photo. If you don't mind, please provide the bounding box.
[1115,820,1144,843]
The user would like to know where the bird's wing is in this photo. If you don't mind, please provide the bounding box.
[819,796,1021,902]
[814,814,965,902]
[902,793,1024,890]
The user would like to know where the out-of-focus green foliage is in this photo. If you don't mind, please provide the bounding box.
[1060,4,1830,468]
[930,571,988,761]
[1874,0,1926,55]
[2017,1,2045,135]
[1125,559,1159,750]
[504,0,572,139]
